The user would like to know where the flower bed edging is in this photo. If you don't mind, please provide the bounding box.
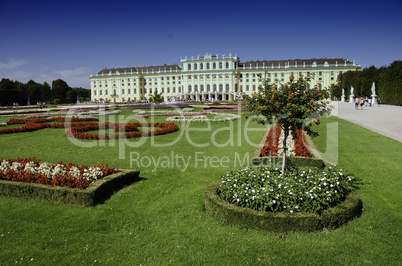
[204,180,362,233]
[0,169,140,206]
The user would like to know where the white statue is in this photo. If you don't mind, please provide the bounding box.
[371,82,376,96]
[350,86,354,96]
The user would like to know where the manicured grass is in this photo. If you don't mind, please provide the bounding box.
[0,109,401,265]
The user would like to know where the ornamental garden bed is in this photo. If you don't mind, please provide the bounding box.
[205,180,362,232]
[252,126,326,168]
[0,158,140,206]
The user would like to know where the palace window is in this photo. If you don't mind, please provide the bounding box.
[207,63,210,69]
[226,62,229,69]
[226,84,229,92]
[207,84,210,92]
[194,85,198,92]
[219,62,222,69]
[213,84,217,91]
[122,89,125,94]
[213,63,216,69]
[194,63,197,70]
[188,85,192,92]
[167,87,170,93]
[200,85,204,92]
[100,90,102,95]
[219,74,222,78]
[128,89,131,94]
[219,84,223,92]
[188,64,191,70]
[200,63,203,70]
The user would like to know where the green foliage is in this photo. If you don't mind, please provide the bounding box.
[217,165,356,214]
[0,78,90,106]
[378,60,402,105]
[242,75,330,138]
[148,90,164,103]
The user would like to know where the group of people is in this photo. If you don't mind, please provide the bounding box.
[354,97,381,110]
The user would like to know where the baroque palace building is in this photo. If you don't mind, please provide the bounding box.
[89,53,361,103]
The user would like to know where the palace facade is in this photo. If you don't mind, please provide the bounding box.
[89,53,361,103]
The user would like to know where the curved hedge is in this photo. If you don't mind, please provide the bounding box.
[204,181,362,233]
[0,169,140,206]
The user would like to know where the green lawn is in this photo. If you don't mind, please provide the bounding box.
[0,108,401,265]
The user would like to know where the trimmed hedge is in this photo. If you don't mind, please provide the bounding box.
[0,169,140,206]
[204,181,362,233]
[252,156,326,169]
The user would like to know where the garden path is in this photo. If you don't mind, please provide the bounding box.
[329,101,402,142]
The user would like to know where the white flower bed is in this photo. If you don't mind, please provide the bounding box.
[0,122,7,127]
[0,160,103,182]
[165,112,241,122]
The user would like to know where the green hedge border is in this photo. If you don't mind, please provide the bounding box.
[204,181,362,233]
[0,169,140,206]
[252,156,326,169]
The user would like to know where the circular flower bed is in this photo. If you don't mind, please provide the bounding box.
[65,122,179,140]
[217,165,355,214]
[205,165,362,232]
[0,157,118,189]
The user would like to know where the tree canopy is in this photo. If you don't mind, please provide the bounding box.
[0,78,90,106]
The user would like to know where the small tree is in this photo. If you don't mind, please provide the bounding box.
[242,75,331,174]
[148,90,164,103]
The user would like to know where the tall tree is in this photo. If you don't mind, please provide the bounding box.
[378,61,402,105]
[51,79,70,103]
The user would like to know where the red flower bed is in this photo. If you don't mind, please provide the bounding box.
[0,117,98,135]
[292,129,313,158]
[260,127,312,158]
[0,117,179,140]
[260,126,280,157]
[0,157,118,189]
[65,122,179,140]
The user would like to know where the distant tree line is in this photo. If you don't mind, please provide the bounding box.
[0,78,91,106]
[331,60,402,105]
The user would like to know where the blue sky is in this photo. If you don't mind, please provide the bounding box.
[0,0,401,89]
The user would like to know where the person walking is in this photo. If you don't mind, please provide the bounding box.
[360,97,364,110]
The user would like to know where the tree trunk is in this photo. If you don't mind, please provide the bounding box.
[281,128,289,174]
